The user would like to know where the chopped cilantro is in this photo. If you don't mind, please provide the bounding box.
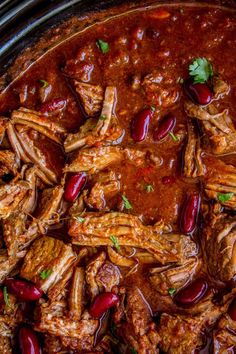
[96,39,110,54]
[217,192,234,203]
[110,235,120,252]
[3,286,10,306]
[122,194,132,210]
[40,269,52,280]
[169,131,179,142]
[39,79,49,88]
[144,184,154,193]
[150,105,156,112]
[74,216,86,223]
[168,288,177,296]
[99,115,107,121]
[130,348,138,354]
[189,57,213,84]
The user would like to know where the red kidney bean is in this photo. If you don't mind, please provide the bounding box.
[180,193,200,234]
[5,278,43,301]
[0,288,3,302]
[174,279,208,307]
[19,326,40,354]
[185,81,212,105]
[162,176,175,185]
[89,292,119,318]
[131,107,155,142]
[153,113,176,141]
[228,298,236,321]
[40,98,67,113]
[64,172,87,203]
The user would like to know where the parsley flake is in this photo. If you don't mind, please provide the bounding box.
[168,288,177,296]
[96,39,110,54]
[122,194,132,210]
[110,235,120,252]
[39,79,49,88]
[189,58,213,84]
[217,192,234,203]
[144,184,154,193]
[40,269,52,280]
[74,216,86,223]
[169,131,179,142]
[99,115,107,121]
[130,348,138,354]
[3,286,10,306]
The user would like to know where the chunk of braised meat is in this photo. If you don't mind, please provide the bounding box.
[204,214,236,282]
[183,120,205,178]
[64,86,124,152]
[11,107,66,144]
[150,256,202,296]
[0,150,19,181]
[204,159,236,210]
[20,236,76,293]
[85,170,121,211]
[86,251,120,299]
[64,146,162,174]
[0,249,26,282]
[69,212,197,264]
[113,286,160,353]
[0,116,8,144]
[72,81,104,117]
[3,184,64,258]
[0,180,30,219]
[0,293,24,352]
[212,312,236,353]
[185,78,236,155]
[142,69,180,108]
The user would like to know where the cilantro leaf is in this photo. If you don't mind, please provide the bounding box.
[122,194,132,209]
[40,269,52,280]
[110,235,120,252]
[39,79,49,88]
[189,57,213,83]
[74,216,86,223]
[96,39,110,54]
[144,184,154,193]
[217,192,234,203]
[3,286,10,306]
[99,115,107,121]
[130,348,138,354]
[168,288,177,296]
[169,131,179,142]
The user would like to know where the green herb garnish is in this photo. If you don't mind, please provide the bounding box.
[189,57,213,84]
[39,79,49,88]
[169,131,179,142]
[217,192,234,203]
[122,194,132,210]
[40,269,52,280]
[74,216,86,223]
[110,235,120,252]
[168,288,177,296]
[99,115,107,121]
[130,348,138,354]
[144,184,154,193]
[3,286,10,306]
[150,105,156,112]
[96,39,110,54]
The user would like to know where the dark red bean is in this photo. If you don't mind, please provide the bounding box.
[0,288,3,302]
[5,278,43,301]
[228,298,236,321]
[180,193,200,234]
[40,98,67,113]
[174,279,208,307]
[153,113,176,141]
[19,326,40,354]
[162,176,176,185]
[64,172,87,203]
[89,292,119,318]
[131,107,155,142]
[185,81,212,105]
